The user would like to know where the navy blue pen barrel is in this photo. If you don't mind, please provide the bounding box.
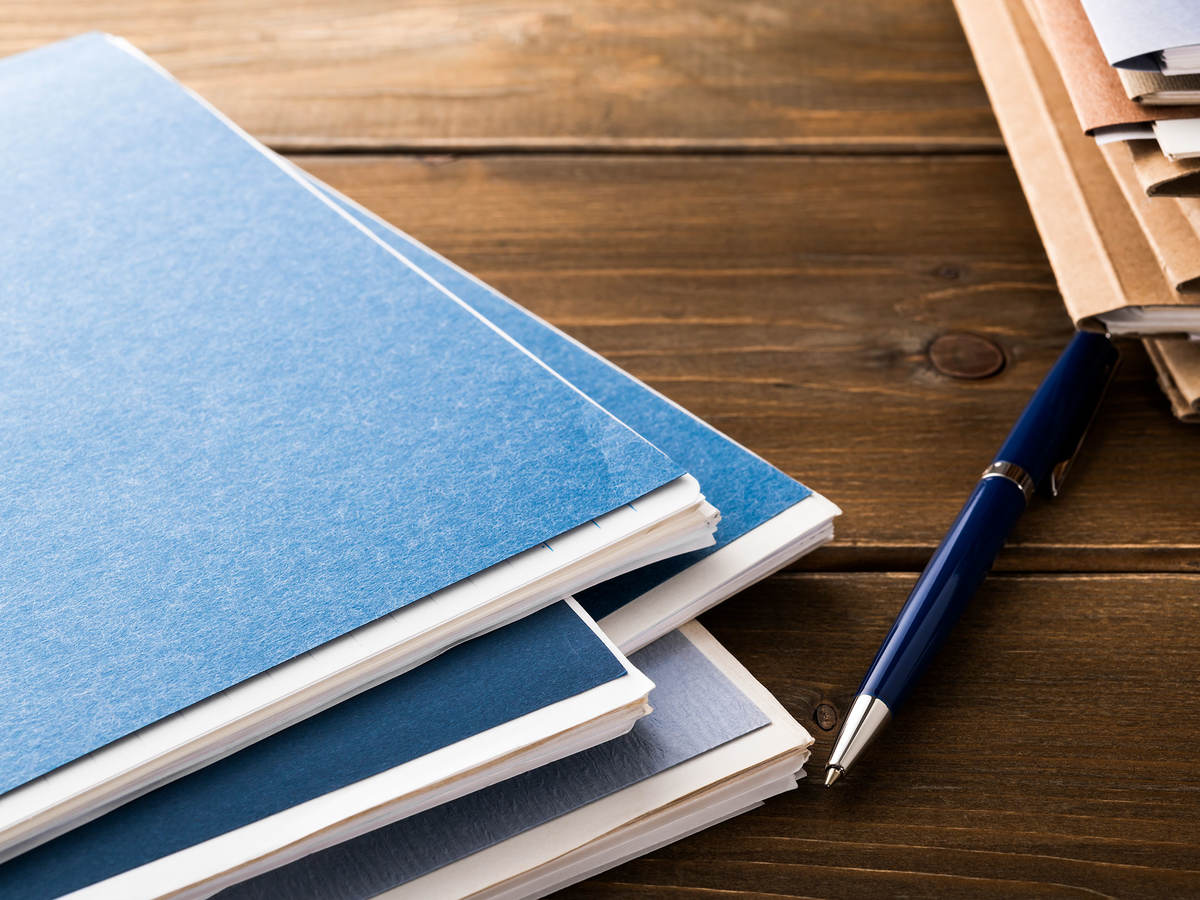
[859,477,1026,709]
[994,331,1119,486]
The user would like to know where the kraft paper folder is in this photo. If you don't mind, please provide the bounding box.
[1146,339,1200,421]
[1032,0,1200,133]
[1032,0,1200,196]
[1034,0,1200,303]
[1098,141,1200,294]
[1034,0,1200,193]
[958,0,1200,419]
[1126,140,1200,197]
[955,0,1200,336]
[1118,68,1200,106]
[1032,0,1200,318]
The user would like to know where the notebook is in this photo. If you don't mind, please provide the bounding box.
[957,0,1200,337]
[303,172,840,653]
[222,623,811,900]
[0,602,657,900]
[0,33,719,859]
[1079,0,1200,74]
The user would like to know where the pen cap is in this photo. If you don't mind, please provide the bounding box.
[994,331,1119,492]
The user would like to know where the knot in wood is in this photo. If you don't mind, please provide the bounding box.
[814,703,838,732]
[928,332,1006,380]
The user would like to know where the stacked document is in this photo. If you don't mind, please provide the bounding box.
[1030,0,1200,181]
[955,0,1200,423]
[1080,0,1200,75]
[0,32,717,863]
[5,621,810,899]
[0,33,838,899]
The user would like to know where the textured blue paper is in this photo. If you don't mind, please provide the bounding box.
[311,181,813,622]
[0,603,628,900]
[221,630,769,899]
[0,35,681,795]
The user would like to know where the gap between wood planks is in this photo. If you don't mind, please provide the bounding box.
[275,137,1008,156]
[787,549,1200,578]
[791,545,1200,575]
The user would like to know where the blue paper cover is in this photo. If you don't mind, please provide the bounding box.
[311,182,814,623]
[0,35,680,794]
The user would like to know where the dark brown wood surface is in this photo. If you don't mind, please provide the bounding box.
[28,0,1200,895]
[0,1,1000,151]
[575,572,1200,898]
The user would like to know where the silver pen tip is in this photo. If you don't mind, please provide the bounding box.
[824,767,841,788]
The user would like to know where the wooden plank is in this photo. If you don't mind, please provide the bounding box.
[563,571,1200,898]
[0,1,999,151]
[298,154,1200,571]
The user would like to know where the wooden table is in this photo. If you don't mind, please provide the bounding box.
[14,2,1199,895]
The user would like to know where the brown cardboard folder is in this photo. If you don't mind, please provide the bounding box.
[955,0,1188,331]
[1031,0,1200,133]
[1099,141,1200,294]
[1146,339,1200,421]
[1129,141,1200,197]
[956,0,1200,420]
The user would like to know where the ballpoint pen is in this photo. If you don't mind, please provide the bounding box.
[824,329,1120,786]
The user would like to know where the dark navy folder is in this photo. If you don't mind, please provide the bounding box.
[0,603,631,900]
[219,629,770,899]
[0,34,680,795]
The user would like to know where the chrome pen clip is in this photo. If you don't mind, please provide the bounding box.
[1047,345,1121,498]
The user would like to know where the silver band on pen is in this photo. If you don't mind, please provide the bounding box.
[979,460,1035,503]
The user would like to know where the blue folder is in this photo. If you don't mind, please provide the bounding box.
[308,180,815,625]
[0,32,825,897]
[0,155,821,898]
[0,603,634,900]
[221,629,770,899]
[0,33,681,793]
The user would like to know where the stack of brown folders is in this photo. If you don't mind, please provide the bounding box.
[954,0,1200,423]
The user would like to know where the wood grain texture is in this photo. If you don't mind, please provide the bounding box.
[0,1,999,151]
[19,1,1199,894]
[297,154,1200,573]
[562,572,1200,899]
